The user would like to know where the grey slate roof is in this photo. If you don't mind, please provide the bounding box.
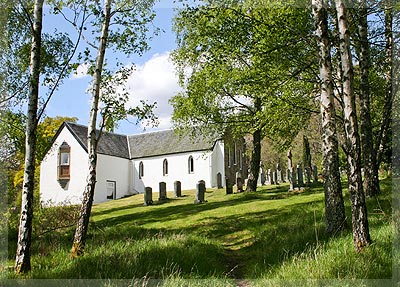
[63,122,219,159]
[65,122,130,159]
[128,130,218,159]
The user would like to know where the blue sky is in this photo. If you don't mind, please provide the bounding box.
[42,3,181,135]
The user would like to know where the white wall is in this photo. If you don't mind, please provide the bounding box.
[40,127,88,206]
[132,150,213,193]
[211,140,225,188]
[95,154,131,203]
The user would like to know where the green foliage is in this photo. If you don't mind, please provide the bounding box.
[4,178,393,282]
[1,2,74,108]
[171,1,316,146]
[0,112,78,209]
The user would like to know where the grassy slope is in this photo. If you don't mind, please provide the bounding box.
[3,178,394,286]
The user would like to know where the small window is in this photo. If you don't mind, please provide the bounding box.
[163,159,168,176]
[139,161,144,179]
[58,142,70,179]
[188,156,194,174]
[106,180,116,200]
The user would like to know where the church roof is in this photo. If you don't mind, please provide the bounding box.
[64,122,130,159]
[128,129,218,159]
[61,122,219,159]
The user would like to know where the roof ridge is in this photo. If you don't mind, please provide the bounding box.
[128,129,173,138]
[65,121,128,138]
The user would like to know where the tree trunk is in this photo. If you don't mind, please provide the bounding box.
[335,0,371,251]
[71,0,111,258]
[376,1,393,167]
[246,128,261,192]
[15,0,43,274]
[356,0,380,197]
[311,0,346,236]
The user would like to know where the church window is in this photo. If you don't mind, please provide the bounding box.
[188,156,194,173]
[139,161,144,179]
[58,142,70,179]
[163,159,168,176]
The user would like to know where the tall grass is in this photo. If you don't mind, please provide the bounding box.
[2,178,394,286]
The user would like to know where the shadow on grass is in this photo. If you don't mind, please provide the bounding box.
[33,234,228,279]
[9,178,392,280]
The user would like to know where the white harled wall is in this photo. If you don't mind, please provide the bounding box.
[40,129,227,205]
[40,127,88,206]
[95,154,131,203]
[211,141,225,187]
[132,150,215,193]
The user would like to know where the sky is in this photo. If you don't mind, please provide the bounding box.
[42,3,182,135]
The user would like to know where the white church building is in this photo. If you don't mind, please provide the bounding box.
[40,122,247,206]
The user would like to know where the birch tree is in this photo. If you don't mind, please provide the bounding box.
[15,0,44,274]
[335,0,371,251]
[356,0,380,197]
[66,0,157,257]
[311,0,346,236]
[376,0,395,167]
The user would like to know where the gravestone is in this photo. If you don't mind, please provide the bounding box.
[265,171,271,185]
[268,169,274,185]
[226,178,233,194]
[174,181,181,197]
[236,171,243,192]
[305,167,311,185]
[273,171,278,185]
[144,187,153,206]
[260,167,266,185]
[195,180,206,204]
[297,164,304,187]
[276,163,283,183]
[313,165,318,183]
[217,173,223,189]
[288,170,295,191]
[159,182,167,201]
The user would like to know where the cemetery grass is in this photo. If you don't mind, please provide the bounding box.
[4,178,394,286]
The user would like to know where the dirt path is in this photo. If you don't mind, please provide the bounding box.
[224,249,252,287]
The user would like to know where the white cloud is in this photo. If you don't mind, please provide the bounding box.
[72,63,90,79]
[126,52,181,130]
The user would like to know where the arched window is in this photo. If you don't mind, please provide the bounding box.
[139,161,144,179]
[163,159,168,176]
[58,142,70,179]
[188,156,194,174]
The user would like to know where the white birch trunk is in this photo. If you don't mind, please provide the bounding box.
[71,0,112,257]
[15,0,44,274]
[335,0,371,251]
[312,0,346,236]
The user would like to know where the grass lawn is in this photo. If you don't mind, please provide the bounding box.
[2,178,395,286]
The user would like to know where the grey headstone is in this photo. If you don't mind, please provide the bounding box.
[268,169,274,185]
[305,167,311,185]
[236,171,243,192]
[144,187,153,206]
[313,165,318,183]
[195,180,206,204]
[159,182,167,201]
[273,171,278,185]
[217,173,223,189]
[226,178,233,194]
[174,181,181,197]
[276,163,282,183]
[297,164,304,187]
[288,169,297,191]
